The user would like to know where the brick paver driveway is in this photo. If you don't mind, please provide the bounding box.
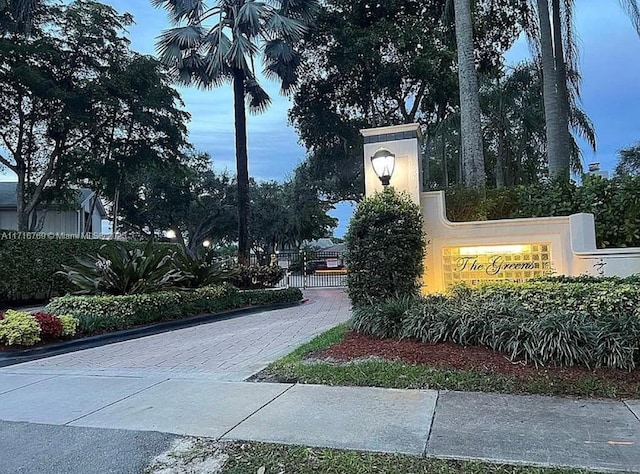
[2,289,350,381]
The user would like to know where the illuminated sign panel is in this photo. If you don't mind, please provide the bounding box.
[442,243,552,287]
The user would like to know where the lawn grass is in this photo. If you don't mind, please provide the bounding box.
[262,325,632,398]
[221,442,590,474]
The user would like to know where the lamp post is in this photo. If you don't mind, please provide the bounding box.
[370,148,396,186]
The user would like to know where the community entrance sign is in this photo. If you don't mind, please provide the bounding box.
[361,123,640,294]
[442,243,552,287]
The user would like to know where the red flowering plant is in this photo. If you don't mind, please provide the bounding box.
[32,312,63,340]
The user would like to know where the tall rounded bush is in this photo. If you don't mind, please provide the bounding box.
[345,188,426,307]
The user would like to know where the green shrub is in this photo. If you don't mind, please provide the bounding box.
[47,284,302,334]
[173,249,240,288]
[444,175,640,248]
[345,188,426,307]
[0,310,41,346]
[233,265,286,289]
[0,233,176,305]
[351,296,420,339]
[472,281,640,318]
[58,315,79,337]
[59,241,186,295]
[238,287,303,306]
[353,279,640,370]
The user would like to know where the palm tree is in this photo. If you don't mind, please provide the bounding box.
[153,0,318,264]
[536,0,566,179]
[452,0,486,188]
[527,0,640,180]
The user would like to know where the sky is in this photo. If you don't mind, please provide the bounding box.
[1,1,639,237]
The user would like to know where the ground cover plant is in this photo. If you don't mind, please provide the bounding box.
[0,310,79,347]
[259,277,640,398]
[0,286,301,348]
[46,285,303,336]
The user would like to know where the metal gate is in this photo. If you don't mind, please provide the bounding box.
[275,250,347,289]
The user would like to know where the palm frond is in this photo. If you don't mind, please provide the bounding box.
[266,11,307,41]
[619,0,640,35]
[203,25,233,81]
[237,1,270,36]
[157,25,205,52]
[263,39,300,92]
[151,0,206,25]
[569,106,597,153]
[225,33,257,71]
[245,76,272,114]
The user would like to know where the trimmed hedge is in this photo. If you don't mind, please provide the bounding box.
[352,279,640,370]
[46,284,303,334]
[0,231,177,305]
[444,175,640,248]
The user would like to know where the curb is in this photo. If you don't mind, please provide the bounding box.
[0,298,308,368]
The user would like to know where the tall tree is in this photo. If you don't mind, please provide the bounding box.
[290,0,523,201]
[118,153,237,254]
[527,0,640,180]
[154,0,318,264]
[0,0,136,231]
[453,0,486,188]
[536,0,566,179]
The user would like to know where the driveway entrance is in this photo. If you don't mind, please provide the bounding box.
[1,289,351,381]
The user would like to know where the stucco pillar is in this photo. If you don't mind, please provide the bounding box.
[360,124,423,205]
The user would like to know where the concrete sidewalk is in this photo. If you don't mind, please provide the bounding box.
[0,371,638,472]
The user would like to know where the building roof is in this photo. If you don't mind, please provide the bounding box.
[0,182,107,217]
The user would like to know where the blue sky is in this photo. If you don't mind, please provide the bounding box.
[1,1,639,236]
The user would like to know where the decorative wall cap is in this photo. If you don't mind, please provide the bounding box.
[360,123,422,144]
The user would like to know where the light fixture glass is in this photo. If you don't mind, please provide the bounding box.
[203,240,211,248]
[166,229,176,239]
[370,148,396,186]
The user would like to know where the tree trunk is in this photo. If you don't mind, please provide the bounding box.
[552,0,571,177]
[537,0,565,180]
[15,171,29,232]
[496,120,507,188]
[453,0,486,188]
[233,68,250,265]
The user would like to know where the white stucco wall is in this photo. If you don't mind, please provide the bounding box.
[360,124,640,294]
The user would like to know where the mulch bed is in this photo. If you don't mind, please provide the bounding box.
[316,330,640,391]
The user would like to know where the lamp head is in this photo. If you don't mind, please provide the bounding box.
[371,148,396,186]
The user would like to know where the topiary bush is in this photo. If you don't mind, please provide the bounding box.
[0,310,41,346]
[345,188,426,307]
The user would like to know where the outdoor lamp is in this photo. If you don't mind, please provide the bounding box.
[371,148,396,186]
[203,240,211,248]
[166,229,176,239]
